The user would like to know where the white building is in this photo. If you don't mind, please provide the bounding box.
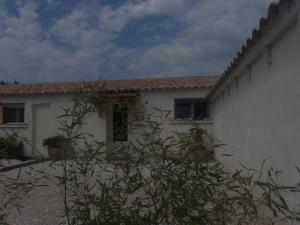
[210,0,300,206]
[0,0,299,193]
[0,76,218,158]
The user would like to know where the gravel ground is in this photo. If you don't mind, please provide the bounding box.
[0,159,124,225]
[1,160,66,225]
[1,160,296,225]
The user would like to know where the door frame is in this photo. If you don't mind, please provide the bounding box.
[31,103,51,157]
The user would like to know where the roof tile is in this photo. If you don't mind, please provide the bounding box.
[0,76,220,96]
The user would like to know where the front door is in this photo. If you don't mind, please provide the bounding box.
[106,104,128,157]
[32,104,53,158]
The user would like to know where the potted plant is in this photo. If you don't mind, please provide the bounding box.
[43,135,68,161]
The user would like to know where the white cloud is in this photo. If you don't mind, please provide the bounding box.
[0,0,276,82]
[98,0,186,32]
[47,0,54,5]
[112,0,276,78]
[0,1,109,82]
[105,0,276,76]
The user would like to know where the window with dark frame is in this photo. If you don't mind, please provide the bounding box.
[113,104,128,142]
[2,104,25,124]
[175,99,208,120]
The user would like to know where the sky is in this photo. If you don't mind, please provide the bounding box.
[0,0,276,83]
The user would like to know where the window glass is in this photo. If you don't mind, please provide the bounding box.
[3,104,24,123]
[175,99,209,120]
[175,102,192,119]
[113,105,128,142]
[194,102,208,120]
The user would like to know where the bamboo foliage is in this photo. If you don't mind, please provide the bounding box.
[53,92,300,225]
[0,91,299,225]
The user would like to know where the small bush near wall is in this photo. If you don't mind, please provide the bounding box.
[0,131,27,160]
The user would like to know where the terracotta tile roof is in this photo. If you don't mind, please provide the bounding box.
[211,0,295,94]
[0,76,220,96]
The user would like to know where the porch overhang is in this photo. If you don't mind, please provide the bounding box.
[98,91,140,102]
[96,91,141,117]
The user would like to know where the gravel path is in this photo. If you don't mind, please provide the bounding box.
[7,183,65,225]
[1,160,66,225]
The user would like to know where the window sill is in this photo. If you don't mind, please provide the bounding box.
[170,119,213,125]
[0,123,28,128]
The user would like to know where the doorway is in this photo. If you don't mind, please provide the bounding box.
[106,104,128,156]
[32,104,52,157]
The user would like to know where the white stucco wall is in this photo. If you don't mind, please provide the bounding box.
[103,88,213,156]
[0,88,213,158]
[211,5,300,207]
[0,94,106,157]
[123,88,213,157]
[140,88,213,135]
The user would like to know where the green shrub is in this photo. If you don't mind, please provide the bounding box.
[43,135,67,149]
[52,93,300,225]
[1,92,299,225]
[0,132,24,159]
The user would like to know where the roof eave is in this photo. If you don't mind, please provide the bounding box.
[208,0,299,100]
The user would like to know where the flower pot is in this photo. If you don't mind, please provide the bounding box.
[48,147,64,161]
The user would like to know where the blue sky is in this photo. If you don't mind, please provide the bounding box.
[0,0,275,83]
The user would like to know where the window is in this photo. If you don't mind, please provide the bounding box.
[113,105,128,142]
[1,104,25,124]
[175,99,208,120]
